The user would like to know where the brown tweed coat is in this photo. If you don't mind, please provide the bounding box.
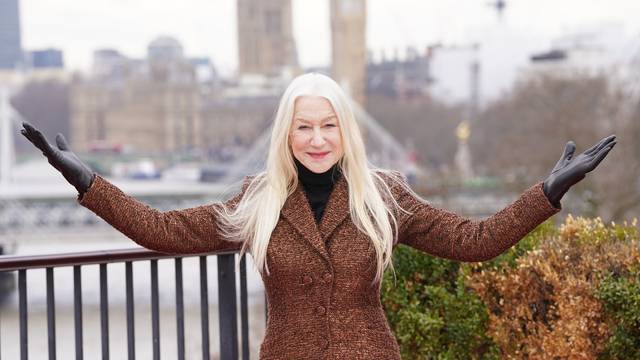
[78,171,561,359]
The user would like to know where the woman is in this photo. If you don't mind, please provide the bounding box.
[21,73,616,359]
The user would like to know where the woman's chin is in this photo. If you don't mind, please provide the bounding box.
[304,161,334,173]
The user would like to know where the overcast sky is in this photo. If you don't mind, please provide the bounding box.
[19,0,640,72]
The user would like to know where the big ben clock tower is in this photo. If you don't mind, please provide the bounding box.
[330,0,367,105]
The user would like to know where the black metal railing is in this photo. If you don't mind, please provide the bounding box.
[0,248,260,360]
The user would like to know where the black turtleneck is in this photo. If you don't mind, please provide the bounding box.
[294,158,342,224]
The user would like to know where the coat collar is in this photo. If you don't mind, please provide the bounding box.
[280,171,350,263]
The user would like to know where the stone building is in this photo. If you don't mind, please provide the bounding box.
[330,0,367,105]
[0,0,23,69]
[236,0,299,77]
[70,37,202,154]
[366,46,433,99]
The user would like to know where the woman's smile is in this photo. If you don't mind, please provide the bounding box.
[308,151,330,160]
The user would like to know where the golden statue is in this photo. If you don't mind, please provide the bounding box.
[456,119,470,143]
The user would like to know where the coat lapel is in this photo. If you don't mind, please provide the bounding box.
[280,173,350,262]
[318,173,350,241]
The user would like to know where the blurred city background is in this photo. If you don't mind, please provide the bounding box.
[0,0,639,358]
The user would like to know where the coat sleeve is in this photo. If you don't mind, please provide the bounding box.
[76,174,253,254]
[390,172,561,262]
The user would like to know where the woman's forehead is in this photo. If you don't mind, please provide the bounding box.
[294,96,336,119]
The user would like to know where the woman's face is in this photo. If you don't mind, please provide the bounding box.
[289,95,344,173]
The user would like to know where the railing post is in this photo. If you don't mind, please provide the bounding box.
[99,263,109,360]
[73,265,83,360]
[217,254,238,360]
[125,261,135,360]
[239,255,249,360]
[174,258,185,360]
[18,269,27,360]
[199,256,210,360]
[150,259,160,360]
[46,267,57,360]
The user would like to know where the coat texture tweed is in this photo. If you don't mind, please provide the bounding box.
[78,171,561,359]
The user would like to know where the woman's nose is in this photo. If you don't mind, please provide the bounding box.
[310,128,326,146]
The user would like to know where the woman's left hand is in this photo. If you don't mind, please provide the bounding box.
[542,135,617,207]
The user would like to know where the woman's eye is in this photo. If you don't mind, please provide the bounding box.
[325,124,336,128]
[298,126,310,129]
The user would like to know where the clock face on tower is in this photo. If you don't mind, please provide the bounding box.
[340,0,364,16]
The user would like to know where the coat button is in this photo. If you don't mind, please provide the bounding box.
[316,305,326,315]
[319,338,329,349]
[301,275,313,286]
[322,272,332,283]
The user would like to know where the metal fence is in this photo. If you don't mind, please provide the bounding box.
[0,248,261,360]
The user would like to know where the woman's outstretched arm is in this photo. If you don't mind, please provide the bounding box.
[20,121,247,254]
[393,135,616,262]
[78,175,249,254]
[396,180,559,262]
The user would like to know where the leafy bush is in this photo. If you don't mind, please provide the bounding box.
[382,216,639,359]
[382,243,501,359]
[469,216,638,358]
[594,267,640,359]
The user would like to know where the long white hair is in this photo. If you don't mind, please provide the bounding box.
[215,72,415,285]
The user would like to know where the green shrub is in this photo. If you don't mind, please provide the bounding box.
[594,268,640,360]
[383,216,639,358]
[382,245,501,359]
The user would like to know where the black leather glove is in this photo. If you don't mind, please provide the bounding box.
[20,121,96,196]
[543,135,617,208]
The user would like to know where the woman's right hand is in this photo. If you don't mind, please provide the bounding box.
[20,121,95,195]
